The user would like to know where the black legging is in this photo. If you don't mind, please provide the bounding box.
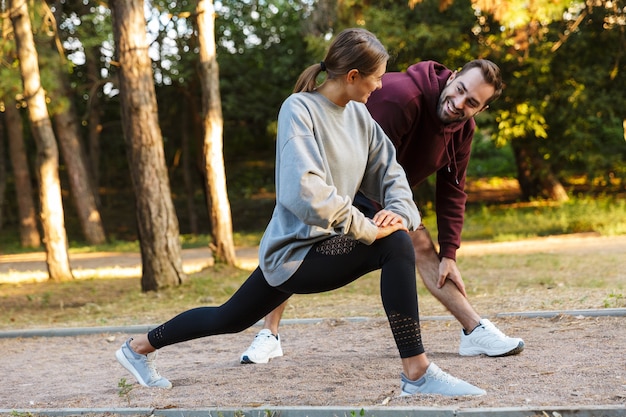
[148,230,425,359]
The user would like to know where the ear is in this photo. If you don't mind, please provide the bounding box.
[346,69,360,83]
[476,104,490,115]
[445,70,458,86]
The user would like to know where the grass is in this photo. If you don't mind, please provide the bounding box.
[441,194,626,242]
[0,193,625,331]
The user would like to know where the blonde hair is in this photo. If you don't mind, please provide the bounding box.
[293,28,389,93]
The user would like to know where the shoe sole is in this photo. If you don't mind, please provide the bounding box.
[240,351,284,364]
[460,341,525,357]
[488,341,525,357]
[400,390,486,397]
[116,348,151,387]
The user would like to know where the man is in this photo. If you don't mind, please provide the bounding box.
[240,59,524,364]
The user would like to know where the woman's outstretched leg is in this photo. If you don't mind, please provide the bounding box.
[115,267,291,388]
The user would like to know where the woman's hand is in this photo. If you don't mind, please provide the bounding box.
[373,210,407,239]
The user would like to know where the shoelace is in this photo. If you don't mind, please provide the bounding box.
[145,352,163,380]
[249,334,274,352]
[481,321,507,340]
[429,366,462,386]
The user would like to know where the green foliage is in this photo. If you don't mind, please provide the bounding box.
[117,377,134,405]
[216,1,311,157]
[353,0,481,71]
[603,291,625,308]
[486,1,626,191]
[9,412,34,417]
[468,130,517,177]
[461,195,626,241]
[349,0,626,198]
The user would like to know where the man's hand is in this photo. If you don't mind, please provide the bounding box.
[373,210,407,239]
[438,257,467,298]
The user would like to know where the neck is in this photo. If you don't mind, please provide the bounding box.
[317,80,349,107]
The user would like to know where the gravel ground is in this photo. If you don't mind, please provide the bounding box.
[0,314,625,412]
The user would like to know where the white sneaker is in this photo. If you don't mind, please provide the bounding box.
[459,319,525,357]
[400,363,486,396]
[240,329,283,364]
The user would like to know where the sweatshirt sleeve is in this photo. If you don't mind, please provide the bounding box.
[359,121,421,231]
[277,137,378,244]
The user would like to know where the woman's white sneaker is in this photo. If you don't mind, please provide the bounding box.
[115,338,172,389]
[459,319,525,357]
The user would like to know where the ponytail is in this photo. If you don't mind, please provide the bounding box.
[292,28,388,94]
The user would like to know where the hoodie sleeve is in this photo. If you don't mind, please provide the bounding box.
[436,121,474,260]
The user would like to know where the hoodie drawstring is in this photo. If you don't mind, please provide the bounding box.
[444,130,460,185]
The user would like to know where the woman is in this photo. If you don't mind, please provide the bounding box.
[116,28,485,397]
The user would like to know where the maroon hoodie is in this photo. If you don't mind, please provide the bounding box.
[366,61,475,261]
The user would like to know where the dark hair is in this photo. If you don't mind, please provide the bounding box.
[458,59,503,105]
[293,28,389,93]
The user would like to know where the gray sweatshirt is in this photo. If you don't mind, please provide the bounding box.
[259,91,421,286]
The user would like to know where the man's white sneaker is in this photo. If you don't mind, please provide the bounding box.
[459,319,525,357]
[400,363,486,396]
[240,329,283,364]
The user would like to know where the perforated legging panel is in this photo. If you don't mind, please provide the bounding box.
[314,235,358,256]
[387,312,424,358]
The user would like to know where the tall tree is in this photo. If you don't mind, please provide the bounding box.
[110,0,186,291]
[196,0,236,265]
[1,4,39,246]
[4,100,41,247]
[45,1,106,244]
[9,0,73,280]
[0,110,6,229]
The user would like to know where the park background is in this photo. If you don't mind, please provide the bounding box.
[1,2,626,412]
[0,0,625,302]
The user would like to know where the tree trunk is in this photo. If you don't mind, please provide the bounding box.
[9,0,73,280]
[196,0,237,265]
[4,101,41,247]
[51,72,106,245]
[511,138,569,202]
[110,0,186,291]
[85,46,103,199]
[180,95,199,235]
[0,112,6,230]
[80,0,104,206]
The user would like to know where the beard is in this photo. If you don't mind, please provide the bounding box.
[436,96,467,124]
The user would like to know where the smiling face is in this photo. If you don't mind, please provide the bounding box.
[436,67,495,124]
[347,62,386,104]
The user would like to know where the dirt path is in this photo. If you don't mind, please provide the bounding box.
[0,315,625,411]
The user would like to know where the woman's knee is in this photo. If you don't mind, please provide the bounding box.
[383,231,415,262]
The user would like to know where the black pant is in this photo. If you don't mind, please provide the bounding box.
[148,230,424,359]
